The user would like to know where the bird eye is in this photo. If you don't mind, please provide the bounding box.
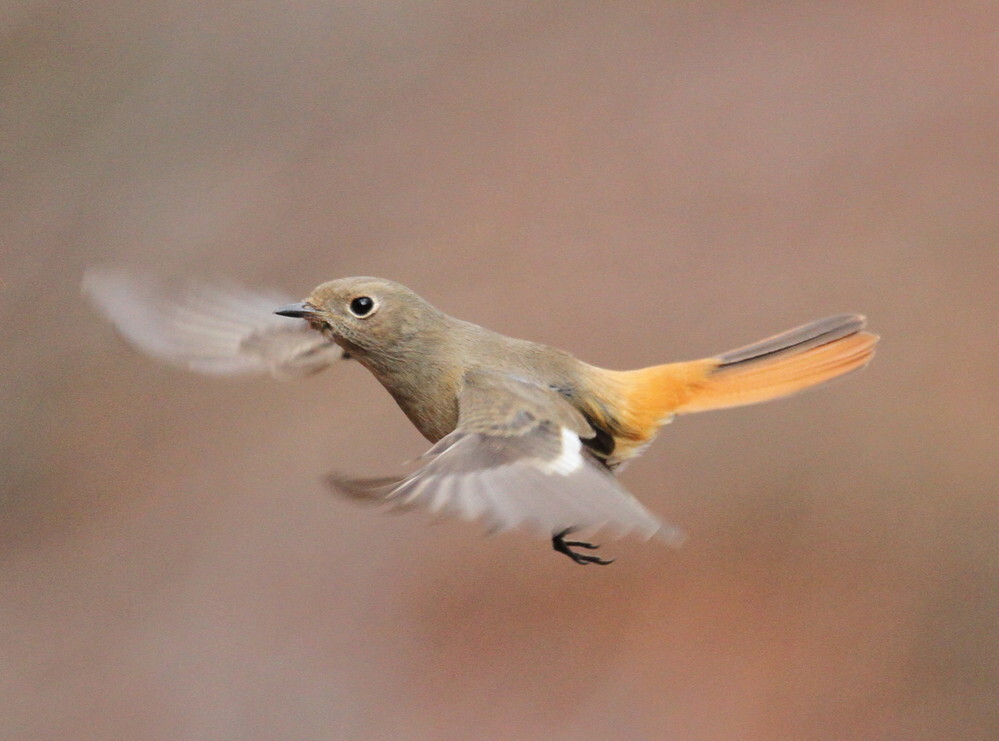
[348,296,376,317]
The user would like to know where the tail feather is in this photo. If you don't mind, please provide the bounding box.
[601,315,878,454]
[676,324,878,414]
[716,313,866,367]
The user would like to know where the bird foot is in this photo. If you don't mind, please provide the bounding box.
[552,528,614,565]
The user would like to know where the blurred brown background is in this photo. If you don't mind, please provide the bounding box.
[2,3,996,739]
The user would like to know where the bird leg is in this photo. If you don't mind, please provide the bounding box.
[552,528,614,565]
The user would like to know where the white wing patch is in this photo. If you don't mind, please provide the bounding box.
[540,426,585,476]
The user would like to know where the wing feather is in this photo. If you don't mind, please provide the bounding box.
[82,267,343,379]
[329,371,682,543]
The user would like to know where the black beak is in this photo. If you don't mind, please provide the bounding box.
[274,301,315,318]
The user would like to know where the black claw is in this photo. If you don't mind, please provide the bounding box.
[564,540,600,550]
[552,528,615,566]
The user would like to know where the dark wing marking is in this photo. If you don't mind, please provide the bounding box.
[330,370,682,543]
[82,267,344,378]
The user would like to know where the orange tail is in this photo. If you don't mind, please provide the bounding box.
[601,314,878,453]
[675,313,879,414]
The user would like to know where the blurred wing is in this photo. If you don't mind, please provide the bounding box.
[330,370,681,543]
[82,267,343,379]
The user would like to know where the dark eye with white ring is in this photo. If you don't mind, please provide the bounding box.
[348,296,376,317]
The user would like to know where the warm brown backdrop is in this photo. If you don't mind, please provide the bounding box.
[2,3,996,740]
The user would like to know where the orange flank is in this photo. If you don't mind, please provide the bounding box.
[600,358,718,440]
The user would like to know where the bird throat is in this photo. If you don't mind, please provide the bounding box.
[351,346,461,443]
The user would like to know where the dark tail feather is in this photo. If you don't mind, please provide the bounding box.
[673,314,878,414]
[717,313,867,368]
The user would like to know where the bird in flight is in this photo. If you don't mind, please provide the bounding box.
[84,269,878,564]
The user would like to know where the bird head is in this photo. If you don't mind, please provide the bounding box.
[275,277,448,362]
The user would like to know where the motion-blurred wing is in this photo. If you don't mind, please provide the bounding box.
[330,370,682,543]
[82,267,343,378]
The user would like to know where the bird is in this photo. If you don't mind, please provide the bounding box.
[83,269,878,565]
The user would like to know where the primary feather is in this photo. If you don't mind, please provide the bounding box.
[82,268,344,378]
